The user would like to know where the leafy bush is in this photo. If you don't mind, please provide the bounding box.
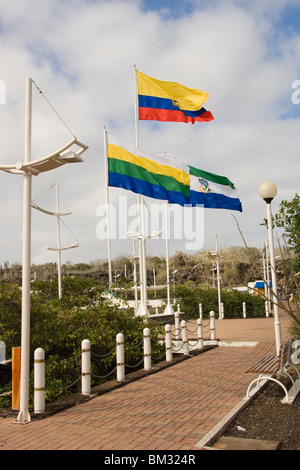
[0,278,164,408]
[176,282,266,319]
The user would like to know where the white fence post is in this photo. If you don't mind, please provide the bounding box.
[197,318,204,350]
[34,348,45,414]
[81,339,91,396]
[181,320,189,355]
[265,300,269,317]
[116,333,125,382]
[210,311,216,340]
[143,327,151,371]
[165,324,172,363]
[174,309,180,339]
[243,302,247,318]
[220,302,224,319]
[199,303,203,319]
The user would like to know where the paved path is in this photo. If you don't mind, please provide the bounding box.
[0,307,294,450]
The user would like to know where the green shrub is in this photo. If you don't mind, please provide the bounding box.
[0,278,164,408]
[176,283,265,319]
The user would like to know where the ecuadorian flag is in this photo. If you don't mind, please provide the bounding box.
[136,71,214,124]
[107,133,190,206]
[188,166,242,212]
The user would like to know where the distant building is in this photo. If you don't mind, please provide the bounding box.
[248,280,272,296]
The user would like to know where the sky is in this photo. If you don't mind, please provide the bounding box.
[0,0,299,268]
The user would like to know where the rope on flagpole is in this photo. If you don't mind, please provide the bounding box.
[32,80,77,139]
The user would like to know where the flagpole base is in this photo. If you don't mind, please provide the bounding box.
[15,409,31,424]
[164,303,174,315]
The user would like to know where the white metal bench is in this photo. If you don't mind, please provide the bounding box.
[246,338,300,404]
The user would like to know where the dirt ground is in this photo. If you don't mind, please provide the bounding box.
[224,377,300,450]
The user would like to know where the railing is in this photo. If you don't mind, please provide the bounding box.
[198,300,269,320]
[1,299,268,411]
[32,314,217,413]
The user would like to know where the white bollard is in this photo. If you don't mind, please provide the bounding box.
[165,324,172,363]
[116,333,125,382]
[34,348,45,414]
[143,327,151,371]
[220,302,224,320]
[181,320,189,355]
[81,339,91,396]
[199,303,203,319]
[174,310,180,340]
[210,311,216,340]
[243,302,247,318]
[265,300,269,318]
[197,318,204,350]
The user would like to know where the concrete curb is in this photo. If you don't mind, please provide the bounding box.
[195,381,267,450]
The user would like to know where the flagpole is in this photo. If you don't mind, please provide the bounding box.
[164,201,174,314]
[103,126,113,288]
[132,237,138,313]
[134,64,148,319]
[216,234,222,319]
[134,64,139,148]
[55,182,62,299]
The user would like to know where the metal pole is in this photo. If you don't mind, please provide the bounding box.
[17,77,32,424]
[215,235,222,319]
[56,183,62,299]
[132,238,138,313]
[140,199,148,319]
[153,267,156,298]
[103,127,112,288]
[165,202,171,307]
[266,201,282,355]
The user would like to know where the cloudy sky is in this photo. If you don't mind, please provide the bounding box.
[0,0,299,268]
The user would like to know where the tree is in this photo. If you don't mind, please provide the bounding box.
[273,193,300,273]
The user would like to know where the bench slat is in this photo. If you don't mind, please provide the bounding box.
[246,338,295,375]
[246,338,300,404]
[246,355,278,374]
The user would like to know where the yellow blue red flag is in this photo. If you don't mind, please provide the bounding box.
[136,71,214,124]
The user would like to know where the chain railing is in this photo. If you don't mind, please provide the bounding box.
[31,314,217,414]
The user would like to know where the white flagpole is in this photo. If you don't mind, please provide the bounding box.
[134,64,139,148]
[134,65,148,319]
[132,237,139,312]
[103,126,113,288]
[164,201,174,314]
[55,182,62,299]
[216,234,222,319]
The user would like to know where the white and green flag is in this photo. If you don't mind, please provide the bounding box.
[187,165,242,212]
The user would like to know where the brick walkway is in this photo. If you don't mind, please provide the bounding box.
[0,307,293,450]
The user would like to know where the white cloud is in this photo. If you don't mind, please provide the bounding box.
[0,0,299,269]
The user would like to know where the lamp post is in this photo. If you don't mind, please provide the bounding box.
[258,181,282,355]
[0,78,88,423]
[210,234,222,319]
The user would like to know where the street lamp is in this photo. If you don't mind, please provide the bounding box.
[0,78,88,423]
[258,181,282,354]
